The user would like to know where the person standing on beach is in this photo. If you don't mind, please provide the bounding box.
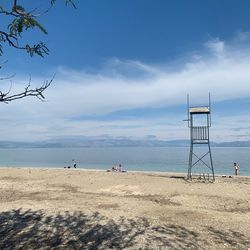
[73,159,77,168]
[234,162,239,176]
[118,164,122,172]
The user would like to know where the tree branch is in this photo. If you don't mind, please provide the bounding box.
[0,77,53,103]
[0,1,75,103]
[0,30,49,57]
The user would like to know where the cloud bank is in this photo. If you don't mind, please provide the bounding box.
[1,35,250,141]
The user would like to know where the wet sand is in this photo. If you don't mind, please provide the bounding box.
[0,168,249,249]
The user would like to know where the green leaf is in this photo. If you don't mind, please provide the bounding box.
[17,18,24,33]
[15,5,25,13]
[32,19,48,35]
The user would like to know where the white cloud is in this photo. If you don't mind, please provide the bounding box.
[205,38,225,56]
[1,36,250,141]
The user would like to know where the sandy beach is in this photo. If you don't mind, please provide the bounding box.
[0,168,249,249]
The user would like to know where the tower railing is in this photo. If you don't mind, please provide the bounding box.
[192,126,209,141]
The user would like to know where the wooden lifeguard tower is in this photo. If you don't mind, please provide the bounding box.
[186,94,215,181]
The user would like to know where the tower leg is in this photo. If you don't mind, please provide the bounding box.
[208,143,215,182]
[188,143,193,180]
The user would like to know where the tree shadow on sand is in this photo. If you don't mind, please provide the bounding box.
[0,209,249,249]
[206,226,250,250]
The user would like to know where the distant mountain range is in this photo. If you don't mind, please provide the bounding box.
[0,137,250,148]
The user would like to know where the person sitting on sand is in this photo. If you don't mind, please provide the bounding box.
[111,165,118,171]
[107,164,127,172]
[107,165,119,172]
[234,162,239,176]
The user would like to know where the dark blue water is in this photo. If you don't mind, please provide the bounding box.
[0,147,249,176]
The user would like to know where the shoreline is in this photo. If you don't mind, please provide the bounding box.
[0,166,249,178]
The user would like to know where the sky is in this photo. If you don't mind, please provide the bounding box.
[0,0,250,142]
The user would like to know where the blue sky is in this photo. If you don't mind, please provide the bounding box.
[0,0,250,142]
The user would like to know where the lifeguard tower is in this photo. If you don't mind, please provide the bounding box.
[186,94,215,181]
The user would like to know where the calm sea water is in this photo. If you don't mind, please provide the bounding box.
[0,147,249,176]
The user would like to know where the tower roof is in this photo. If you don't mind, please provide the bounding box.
[189,106,210,114]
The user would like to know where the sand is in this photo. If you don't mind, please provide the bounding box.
[0,168,249,249]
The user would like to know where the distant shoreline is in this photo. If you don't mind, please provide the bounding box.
[0,145,250,149]
[0,138,250,148]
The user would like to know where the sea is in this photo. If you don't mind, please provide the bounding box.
[0,147,249,176]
